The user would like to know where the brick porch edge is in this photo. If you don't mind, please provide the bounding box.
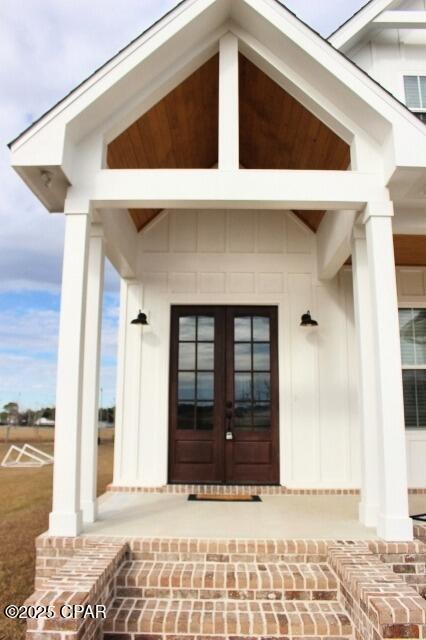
[27,525,426,640]
[26,540,129,640]
[106,483,426,495]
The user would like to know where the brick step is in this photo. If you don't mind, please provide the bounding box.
[116,561,338,600]
[103,598,353,638]
[131,550,328,563]
[124,538,330,560]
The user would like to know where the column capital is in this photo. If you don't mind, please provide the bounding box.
[64,194,92,215]
[362,200,394,224]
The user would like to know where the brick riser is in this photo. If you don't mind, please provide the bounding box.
[103,602,353,638]
[103,558,353,639]
[115,560,338,601]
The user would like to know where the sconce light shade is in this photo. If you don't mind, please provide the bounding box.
[300,310,318,327]
[131,310,149,326]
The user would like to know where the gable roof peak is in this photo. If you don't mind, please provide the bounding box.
[329,0,406,51]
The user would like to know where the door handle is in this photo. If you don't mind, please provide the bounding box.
[225,402,234,440]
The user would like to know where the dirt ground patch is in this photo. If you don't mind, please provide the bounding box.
[0,437,114,640]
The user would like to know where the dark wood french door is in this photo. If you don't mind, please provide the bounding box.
[169,306,279,484]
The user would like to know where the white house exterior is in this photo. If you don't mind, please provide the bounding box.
[9,0,426,549]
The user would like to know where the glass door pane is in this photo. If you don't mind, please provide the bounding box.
[177,314,215,431]
[233,315,271,429]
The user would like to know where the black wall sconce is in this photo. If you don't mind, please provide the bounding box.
[300,310,318,327]
[131,310,149,326]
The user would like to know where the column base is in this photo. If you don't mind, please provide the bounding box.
[377,514,413,541]
[81,500,97,524]
[49,509,83,537]
[358,500,379,528]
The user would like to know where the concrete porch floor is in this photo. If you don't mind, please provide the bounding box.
[81,492,426,539]
[83,492,426,539]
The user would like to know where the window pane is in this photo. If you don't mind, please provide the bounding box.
[253,372,271,402]
[196,402,214,430]
[420,76,426,109]
[253,343,270,371]
[417,370,426,428]
[404,76,421,109]
[235,373,252,401]
[234,403,252,428]
[403,370,417,427]
[178,372,195,400]
[197,343,214,370]
[235,343,251,370]
[253,317,270,342]
[179,316,196,341]
[412,309,426,366]
[399,308,415,365]
[235,317,251,341]
[178,343,195,370]
[402,370,426,429]
[253,403,270,428]
[177,402,195,429]
[197,373,214,400]
[198,316,214,341]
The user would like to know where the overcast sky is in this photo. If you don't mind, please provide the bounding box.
[0,0,368,410]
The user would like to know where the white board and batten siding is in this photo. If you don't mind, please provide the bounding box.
[128,209,426,489]
[396,267,426,489]
[134,209,361,489]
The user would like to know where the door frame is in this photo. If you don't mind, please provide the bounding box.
[168,304,280,485]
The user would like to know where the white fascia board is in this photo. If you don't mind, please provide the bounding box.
[101,28,225,147]
[233,0,426,163]
[9,0,228,161]
[71,169,389,211]
[373,10,426,29]
[329,0,401,51]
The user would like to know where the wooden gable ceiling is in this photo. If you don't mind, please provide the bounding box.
[239,55,350,232]
[107,53,350,233]
[347,236,426,268]
[107,55,219,231]
[393,235,426,267]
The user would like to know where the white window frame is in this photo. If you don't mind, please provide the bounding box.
[399,304,426,430]
[402,73,426,112]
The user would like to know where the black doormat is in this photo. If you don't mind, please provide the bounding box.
[188,494,262,503]
[411,513,426,522]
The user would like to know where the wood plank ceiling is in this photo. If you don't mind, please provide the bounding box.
[239,55,351,232]
[107,53,351,234]
[393,235,426,267]
[107,55,426,266]
[107,55,219,231]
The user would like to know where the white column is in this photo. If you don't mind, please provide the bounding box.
[219,32,239,170]
[80,225,105,523]
[352,226,380,527]
[113,278,143,486]
[364,203,413,541]
[49,212,90,537]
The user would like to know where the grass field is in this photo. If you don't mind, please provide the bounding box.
[0,429,114,640]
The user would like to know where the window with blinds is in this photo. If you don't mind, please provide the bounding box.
[404,75,426,110]
[399,308,426,429]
